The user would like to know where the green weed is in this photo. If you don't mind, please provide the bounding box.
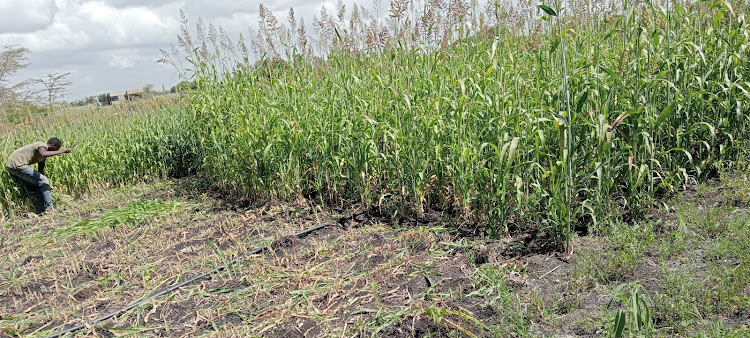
[56,200,179,238]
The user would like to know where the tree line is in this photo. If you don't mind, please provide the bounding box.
[0,45,73,114]
[0,45,190,118]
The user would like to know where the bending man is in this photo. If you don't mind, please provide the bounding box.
[6,137,72,214]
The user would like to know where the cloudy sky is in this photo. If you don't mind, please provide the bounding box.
[0,0,362,101]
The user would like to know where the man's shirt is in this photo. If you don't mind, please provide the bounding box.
[6,142,48,169]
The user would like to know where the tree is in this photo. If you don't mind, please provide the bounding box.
[143,84,155,97]
[0,45,31,106]
[71,95,98,107]
[35,72,72,106]
[97,93,108,105]
[170,80,196,92]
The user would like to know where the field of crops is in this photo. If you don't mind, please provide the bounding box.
[1,98,198,217]
[2,0,750,336]
[183,0,750,249]
[4,1,750,245]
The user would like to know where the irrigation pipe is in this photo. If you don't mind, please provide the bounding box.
[47,213,356,338]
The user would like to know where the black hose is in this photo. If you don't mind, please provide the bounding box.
[47,220,338,337]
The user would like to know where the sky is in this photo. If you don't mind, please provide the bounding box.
[0,0,360,102]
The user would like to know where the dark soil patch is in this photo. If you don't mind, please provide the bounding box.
[628,255,663,292]
[364,253,386,269]
[72,284,101,301]
[215,311,245,328]
[270,235,299,253]
[92,326,115,338]
[432,262,474,293]
[21,255,42,266]
[165,238,206,256]
[380,314,454,337]
[19,278,56,295]
[406,275,430,296]
[725,306,750,329]
[272,316,321,337]
[92,239,116,253]
[141,295,203,327]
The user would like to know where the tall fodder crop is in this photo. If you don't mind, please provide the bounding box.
[0,95,178,137]
[0,108,197,217]
[163,1,750,248]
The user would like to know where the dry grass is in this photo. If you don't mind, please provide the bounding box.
[2,174,749,337]
[0,179,490,336]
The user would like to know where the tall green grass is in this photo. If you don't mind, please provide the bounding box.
[0,107,198,217]
[173,1,750,248]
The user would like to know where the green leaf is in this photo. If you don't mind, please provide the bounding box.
[550,34,561,54]
[506,137,520,170]
[603,27,617,41]
[614,310,626,338]
[538,5,557,16]
[575,89,589,114]
[654,104,675,129]
[600,65,623,88]
[334,27,343,42]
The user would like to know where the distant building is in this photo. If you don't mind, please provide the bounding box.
[105,88,144,105]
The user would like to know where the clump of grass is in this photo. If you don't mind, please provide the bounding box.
[473,264,533,335]
[720,172,750,207]
[607,282,654,338]
[569,221,654,291]
[57,200,180,238]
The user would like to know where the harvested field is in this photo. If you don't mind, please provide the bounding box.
[2,172,749,337]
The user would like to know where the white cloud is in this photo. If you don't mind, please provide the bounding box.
[109,55,135,68]
[78,2,182,46]
[0,0,58,33]
[2,22,91,52]
[0,1,182,52]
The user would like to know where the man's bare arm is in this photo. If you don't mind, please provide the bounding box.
[38,146,72,157]
[38,160,46,175]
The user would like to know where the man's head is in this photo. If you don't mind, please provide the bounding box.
[47,137,62,151]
